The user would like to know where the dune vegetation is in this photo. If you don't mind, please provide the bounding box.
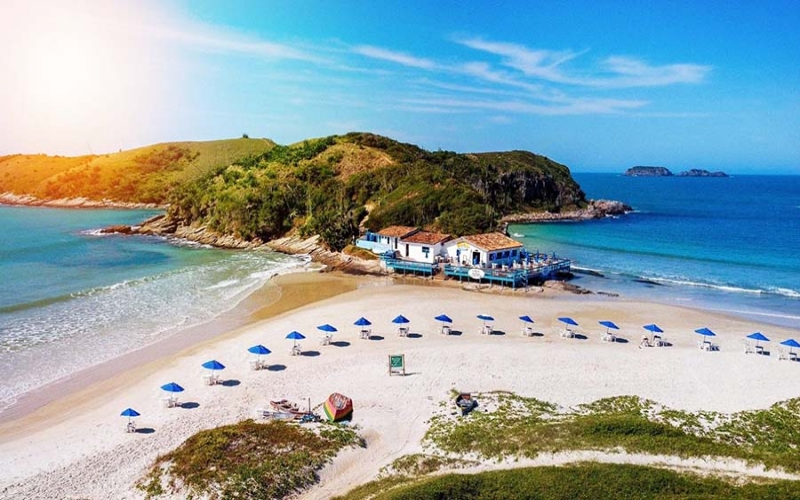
[338,391,800,499]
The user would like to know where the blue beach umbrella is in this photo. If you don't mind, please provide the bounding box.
[519,315,535,324]
[695,327,716,337]
[286,331,305,348]
[435,314,453,324]
[695,327,716,347]
[558,317,579,327]
[247,344,271,365]
[780,339,800,356]
[747,332,769,350]
[317,324,338,333]
[120,407,140,424]
[477,314,494,322]
[598,320,620,333]
[248,344,271,355]
[748,332,769,342]
[354,317,372,327]
[392,315,410,324]
[201,360,226,371]
[643,324,664,334]
[161,382,184,393]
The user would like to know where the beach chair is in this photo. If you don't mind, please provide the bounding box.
[126,421,137,433]
[560,328,574,339]
[360,328,371,340]
[440,325,451,335]
[482,324,493,335]
[652,334,664,347]
[203,374,214,386]
[320,333,332,346]
[744,341,754,354]
[249,360,260,371]
[291,344,302,356]
[398,326,409,337]
[522,326,534,337]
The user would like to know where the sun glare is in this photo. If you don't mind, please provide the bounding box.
[1,0,175,155]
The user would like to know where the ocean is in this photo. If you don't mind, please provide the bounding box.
[509,174,800,328]
[0,206,305,413]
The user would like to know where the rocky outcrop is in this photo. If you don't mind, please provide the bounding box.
[624,166,673,176]
[0,192,164,210]
[679,169,728,177]
[500,199,632,224]
[266,234,383,275]
[102,214,384,275]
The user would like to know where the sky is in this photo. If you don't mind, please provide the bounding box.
[1,0,798,173]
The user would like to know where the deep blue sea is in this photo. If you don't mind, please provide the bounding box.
[0,206,304,412]
[509,174,800,328]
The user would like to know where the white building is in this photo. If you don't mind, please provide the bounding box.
[444,233,524,267]
[398,230,451,263]
[376,226,419,253]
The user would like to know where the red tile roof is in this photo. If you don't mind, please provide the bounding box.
[377,225,419,238]
[401,230,451,245]
[462,233,523,252]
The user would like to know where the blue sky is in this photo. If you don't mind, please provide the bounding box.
[2,0,798,173]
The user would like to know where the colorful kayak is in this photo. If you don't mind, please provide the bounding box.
[323,392,353,422]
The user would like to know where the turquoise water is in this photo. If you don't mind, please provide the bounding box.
[510,174,800,327]
[0,206,304,411]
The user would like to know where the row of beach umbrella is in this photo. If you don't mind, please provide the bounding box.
[121,319,799,430]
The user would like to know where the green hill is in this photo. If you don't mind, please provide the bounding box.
[167,132,586,250]
[1,133,588,249]
[0,138,275,204]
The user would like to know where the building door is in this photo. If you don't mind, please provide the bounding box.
[405,244,409,257]
[472,251,480,265]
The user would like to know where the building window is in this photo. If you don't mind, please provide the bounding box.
[422,246,430,256]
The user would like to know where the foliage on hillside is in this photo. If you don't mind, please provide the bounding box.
[167,132,586,250]
[0,138,275,204]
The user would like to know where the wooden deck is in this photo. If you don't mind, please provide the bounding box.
[382,255,571,287]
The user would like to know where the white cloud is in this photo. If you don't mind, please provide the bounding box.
[402,96,647,116]
[353,45,437,69]
[456,37,711,88]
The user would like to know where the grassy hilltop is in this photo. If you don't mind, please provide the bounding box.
[0,138,275,204]
[167,133,586,249]
[1,133,587,249]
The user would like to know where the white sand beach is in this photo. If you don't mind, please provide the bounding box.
[1,272,799,499]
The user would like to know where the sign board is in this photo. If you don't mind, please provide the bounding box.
[388,354,405,376]
[468,268,485,280]
[456,241,471,250]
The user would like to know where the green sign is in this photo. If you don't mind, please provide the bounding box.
[388,354,405,375]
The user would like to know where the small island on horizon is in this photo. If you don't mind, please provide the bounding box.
[624,166,729,177]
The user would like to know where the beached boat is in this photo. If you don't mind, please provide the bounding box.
[323,392,353,422]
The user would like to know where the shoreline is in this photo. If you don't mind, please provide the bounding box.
[0,269,372,437]
[0,192,165,210]
[1,274,799,498]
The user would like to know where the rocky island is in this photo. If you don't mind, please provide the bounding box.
[624,166,728,177]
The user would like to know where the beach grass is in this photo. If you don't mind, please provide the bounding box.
[137,419,363,499]
[338,462,800,500]
[423,392,800,473]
